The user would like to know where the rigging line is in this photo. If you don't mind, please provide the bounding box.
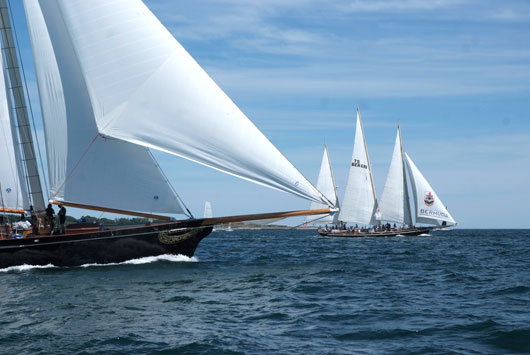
[148,150,194,219]
[51,134,99,201]
[290,213,331,229]
[7,0,49,201]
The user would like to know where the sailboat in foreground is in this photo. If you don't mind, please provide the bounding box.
[319,123,456,238]
[0,0,334,268]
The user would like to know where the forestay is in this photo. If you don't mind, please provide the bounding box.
[405,153,455,225]
[25,0,184,215]
[308,146,339,224]
[338,109,377,225]
[31,0,330,206]
[377,127,412,225]
[0,54,29,212]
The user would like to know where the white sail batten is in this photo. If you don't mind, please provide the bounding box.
[308,146,339,224]
[377,128,409,225]
[0,55,29,212]
[338,109,377,225]
[404,153,455,225]
[24,0,185,215]
[203,201,213,219]
[33,0,330,207]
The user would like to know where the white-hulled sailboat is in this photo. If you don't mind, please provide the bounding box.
[0,0,335,268]
[306,145,340,225]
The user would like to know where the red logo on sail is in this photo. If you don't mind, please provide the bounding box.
[424,192,435,207]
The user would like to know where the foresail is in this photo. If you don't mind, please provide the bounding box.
[377,128,408,225]
[33,0,330,206]
[404,153,455,225]
[0,55,29,212]
[338,109,376,225]
[308,146,339,224]
[25,0,185,216]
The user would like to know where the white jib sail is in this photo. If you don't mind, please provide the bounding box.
[308,145,339,224]
[32,0,330,207]
[25,0,185,215]
[377,127,411,225]
[338,109,377,225]
[404,153,456,225]
[0,53,29,212]
[203,201,213,219]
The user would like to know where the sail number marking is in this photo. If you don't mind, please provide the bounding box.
[352,159,368,169]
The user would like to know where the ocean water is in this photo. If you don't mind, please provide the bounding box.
[1,229,529,354]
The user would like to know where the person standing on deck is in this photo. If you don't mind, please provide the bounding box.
[46,203,55,234]
[58,205,67,234]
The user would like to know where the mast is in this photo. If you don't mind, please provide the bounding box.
[0,1,45,211]
[398,124,413,226]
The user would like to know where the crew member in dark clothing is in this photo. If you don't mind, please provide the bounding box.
[30,205,39,235]
[58,205,67,234]
[46,203,55,234]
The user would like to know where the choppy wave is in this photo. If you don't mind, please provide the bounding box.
[1,229,529,354]
[80,254,198,268]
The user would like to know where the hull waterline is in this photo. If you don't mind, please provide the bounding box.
[318,228,430,238]
[0,221,213,268]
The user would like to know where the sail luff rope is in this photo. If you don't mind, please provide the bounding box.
[399,125,413,226]
[7,0,49,203]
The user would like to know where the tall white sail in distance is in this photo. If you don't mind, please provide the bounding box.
[377,126,412,226]
[24,0,185,216]
[338,108,377,225]
[0,54,29,212]
[404,153,456,225]
[203,201,213,219]
[30,0,331,207]
[308,145,339,224]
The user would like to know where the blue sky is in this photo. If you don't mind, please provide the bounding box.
[8,0,530,228]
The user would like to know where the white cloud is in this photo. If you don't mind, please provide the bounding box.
[337,0,463,12]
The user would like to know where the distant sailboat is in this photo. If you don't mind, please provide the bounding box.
[337,107,377,226]
[307,145,340,225]
[378,126,456,229]
[0,0,334,268]
[203,201,213,219]
[320,124,456,238]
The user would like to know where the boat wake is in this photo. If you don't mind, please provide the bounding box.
[80,254,198,268]
[419,233,432,237]
[0,263,56,273]
[0,254,197,272]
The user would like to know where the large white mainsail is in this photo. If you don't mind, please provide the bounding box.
[338,108,377,225]
[377,126,412,226]
[0,53,29,213]
[404,153,456,225]
[26,0,330,208]
[308,145,339,224]
[25,0,185,216]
